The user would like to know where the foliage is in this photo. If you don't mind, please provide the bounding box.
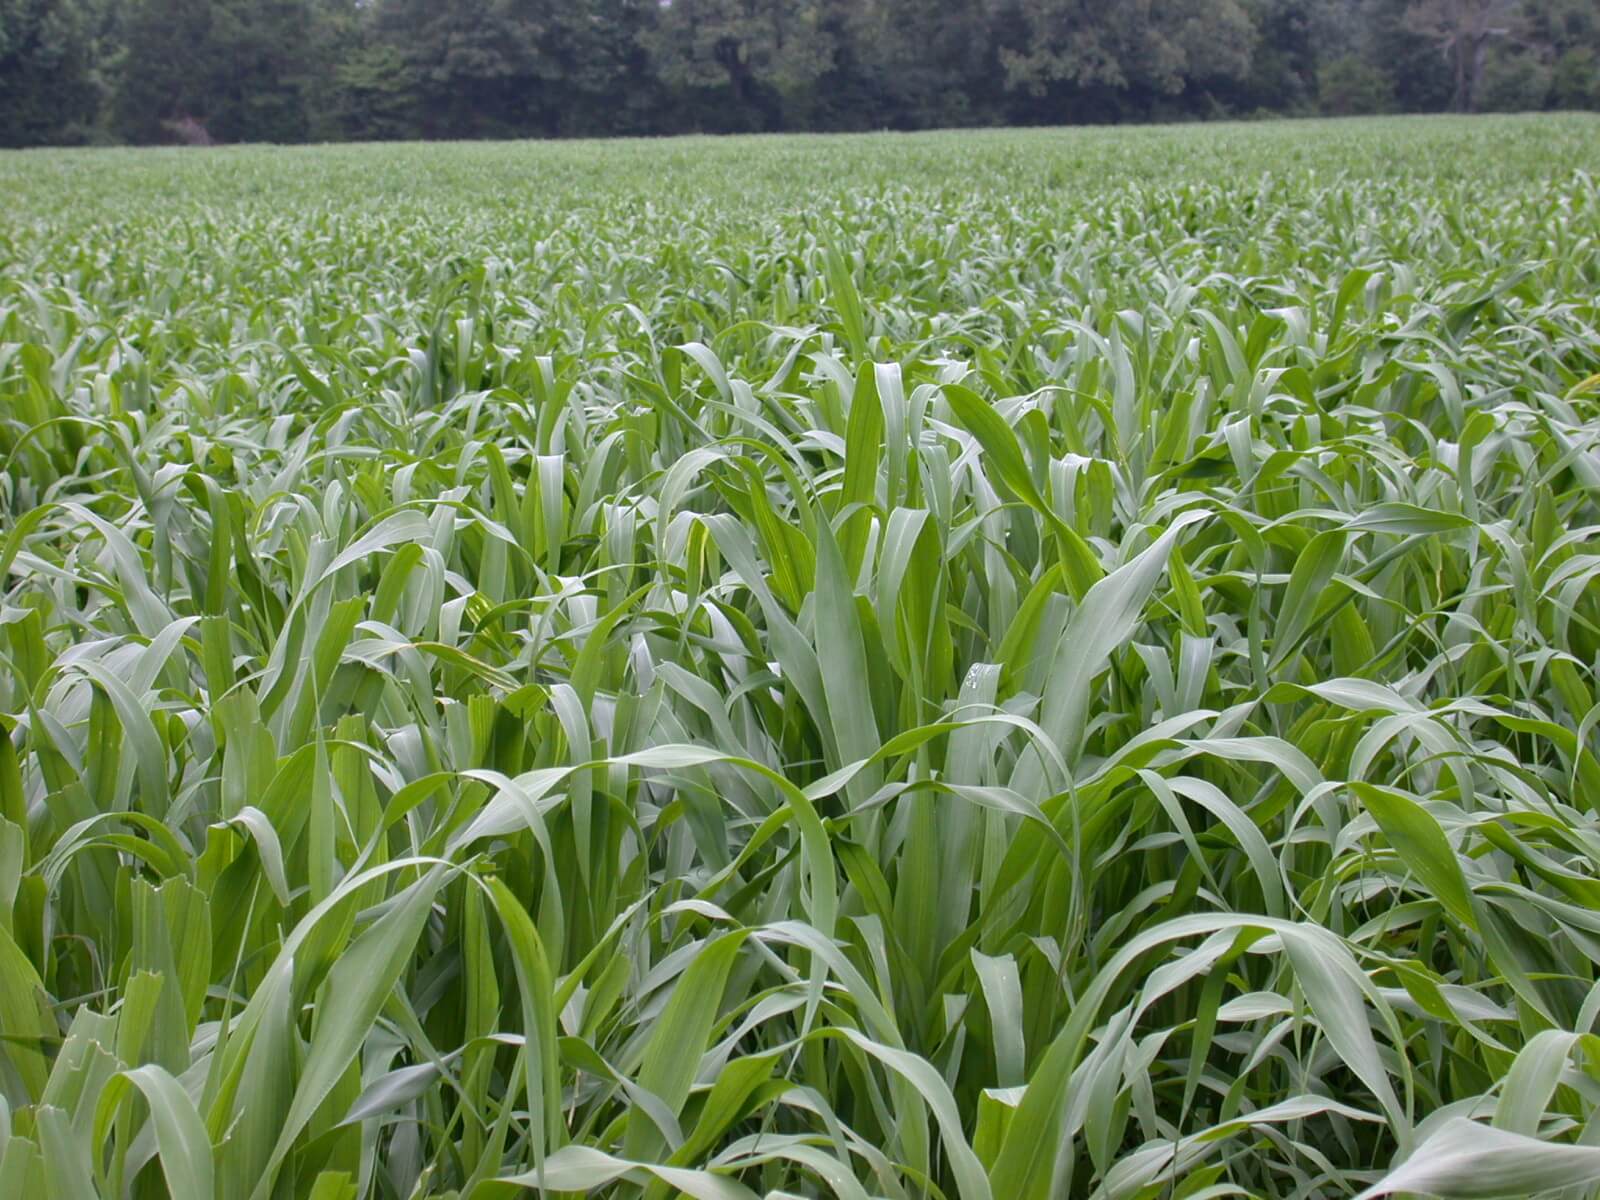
[3,114,1600,1198]
[1317,53,1396,114]
[1403,0,1524,112]
[1553,47,1600,108]
[645,0,842,130]
[109,0,314,143]
[3,0,1598,147]
[999,0,1257,99]
[0,0,102,145]
[1479,46,1555,110]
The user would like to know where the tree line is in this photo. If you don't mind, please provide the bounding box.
[2,0,1597,148]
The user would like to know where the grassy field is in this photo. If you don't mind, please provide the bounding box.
[2,114,1600,1199]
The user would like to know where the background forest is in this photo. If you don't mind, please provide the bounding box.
[1,0,1598,148]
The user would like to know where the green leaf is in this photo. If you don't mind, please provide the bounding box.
[1358,1119,1600,1199]
[1353,782,1476,930]
[624,931,750,1161]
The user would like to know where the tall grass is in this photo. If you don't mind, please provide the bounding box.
[2,115,1599,1198]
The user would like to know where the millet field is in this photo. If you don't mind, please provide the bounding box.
[2,115,1600,1199]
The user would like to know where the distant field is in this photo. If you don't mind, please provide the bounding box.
[3,115,1600,1198]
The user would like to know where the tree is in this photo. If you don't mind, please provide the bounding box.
[365,0,536,138]
[110,0,315,142]
[524,0,663,136]
[1519,0,1600,109]
[999,0,1257,120]
[0,0,102,145]
[1346,0,1451,112]
[12,0,1590,146]
[295,0,395,141]
[1404,0,1523,112]
[322,42,416,141]
[359,0,655,139]
[204,0,316,141]
[109,0,213,142]
[1317,53,1395,113]
[845,0,1006,129]
[644,0,840,131]
[1227,0,1323,115]
[1550,46,1599,108]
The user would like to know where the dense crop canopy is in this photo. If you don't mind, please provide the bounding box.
[2,116,1600,1198]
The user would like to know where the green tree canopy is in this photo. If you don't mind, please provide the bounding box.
[2,0,1595,146]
